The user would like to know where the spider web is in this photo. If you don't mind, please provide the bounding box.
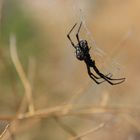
[72,1,106,58]
[72,0,132,74]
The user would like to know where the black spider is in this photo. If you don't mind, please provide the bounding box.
[67,22,125,85]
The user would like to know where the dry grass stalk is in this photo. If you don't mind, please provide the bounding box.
[9,34,35,114]
[54,117,81,140]
[69,123,105,140]
[120,114,140,132]
[17,57,36,115]
[100,91,109,107]
[62,82,90,114]
[5,32,138,140]
[1,104,139,121]
[0,123,10,139]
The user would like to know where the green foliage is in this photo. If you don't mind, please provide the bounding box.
[1,0,40,55]
[0,0,41,103]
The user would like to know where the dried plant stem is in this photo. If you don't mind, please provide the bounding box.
[10,34,35,114]
[99,91,109,107]
[69,123,105,140]
[0,123,10,139]
[1,105,140,121]
[120,114,140,132]
[54,116,81,140]
[62,83,89,114]
[17,57,36,115]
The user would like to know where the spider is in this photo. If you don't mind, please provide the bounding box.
[67,22,125,85]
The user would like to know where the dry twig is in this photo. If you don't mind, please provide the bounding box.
[69,123,105,140]
[10,34,35,114]
[0,123,10,139]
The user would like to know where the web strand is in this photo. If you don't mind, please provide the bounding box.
[72,0,132,73]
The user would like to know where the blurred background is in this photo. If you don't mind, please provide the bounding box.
[0,0,140,139]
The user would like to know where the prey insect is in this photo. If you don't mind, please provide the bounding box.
[67,22,125,85]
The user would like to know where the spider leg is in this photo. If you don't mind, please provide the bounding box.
[91,72,112,79]
[76,22,82,43]
[105,73,113,78]
[103,75,125,81]
[92,64,125,85]
[86,63,105,84]
[85,62,112,79]
[67,23,77,48]
[99,73,125,85]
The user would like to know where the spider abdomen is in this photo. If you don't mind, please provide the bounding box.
[75,47,85,60]
[75,40,89,61]
[79,40,89,51]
